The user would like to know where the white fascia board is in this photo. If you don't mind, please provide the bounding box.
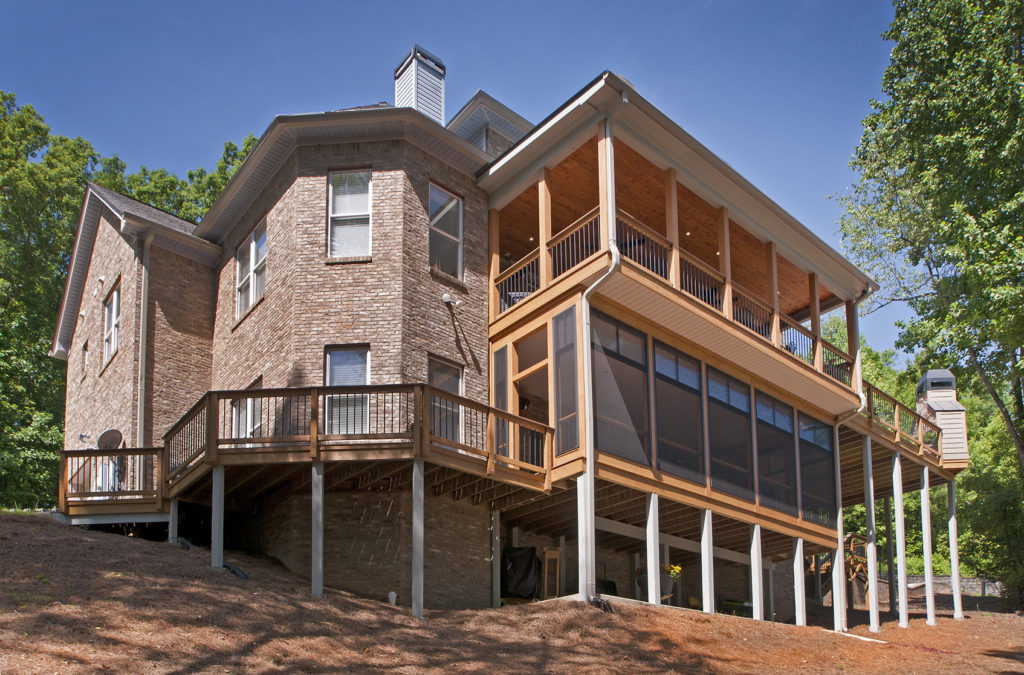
[122,216,221,266]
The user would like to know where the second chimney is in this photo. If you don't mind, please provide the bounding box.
[395,45,446,125]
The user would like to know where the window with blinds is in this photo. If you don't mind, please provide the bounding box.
[103,285,119,363]
[324,347,369,435]
[329,171,371,258]
[236,223,266,317]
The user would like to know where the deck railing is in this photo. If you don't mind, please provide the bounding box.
[862,381,943,460]
[549,207,601,280]
[731,283,773,342]
[495,250,540,312]
[678,249,725,311]
[616,211,671,280]
[60,447,162,511]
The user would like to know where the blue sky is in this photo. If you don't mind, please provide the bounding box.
[3,0,907,354]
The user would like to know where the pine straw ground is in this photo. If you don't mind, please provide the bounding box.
[1,512,1021,674]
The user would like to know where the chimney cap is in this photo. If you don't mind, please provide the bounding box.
[917,368,957,396]
[395,44,446,78]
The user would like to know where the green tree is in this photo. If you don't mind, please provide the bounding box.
[840,0,1024,470]
[0,91,253,506]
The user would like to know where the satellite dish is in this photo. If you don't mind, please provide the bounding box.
[97,429,123,450]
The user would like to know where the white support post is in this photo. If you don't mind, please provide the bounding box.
[814,554,823,604]
[921,466,936,625]
[948,480,963,619]
[832,424,846,632]
[311,461,324,596]
[168,498,179,544]
[577,474,596,599]
[491,511,501,608]
[646,493,660,604]
[511,526,520,548]
[211,466,224,570]
[793,538,806,626]
[885,495,896,614]
[768,567,775,621]
[633,553,642,599]
[863,436,880,632]
[751,524,764,621]
[412,459,424,619]
[700,509,715,614]
[661,542,671,606]
[893,454,909,628]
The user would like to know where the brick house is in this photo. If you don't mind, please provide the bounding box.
[51,46,969,631]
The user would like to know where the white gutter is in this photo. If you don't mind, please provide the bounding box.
[579,88,628,600]
[136,232,154,448]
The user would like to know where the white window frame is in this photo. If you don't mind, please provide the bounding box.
[236,222,267,317]
[428,356,464,445]
[428,184,463,279]
[324,347,370,435]
[102,285,119,364]
[231,379,264,441]
[328,170,372,258]
[81,340,89,381]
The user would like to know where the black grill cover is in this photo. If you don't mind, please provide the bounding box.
[501,546,541,599]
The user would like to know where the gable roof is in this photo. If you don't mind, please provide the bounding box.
[50,183,220,360]
[447,90,533,149]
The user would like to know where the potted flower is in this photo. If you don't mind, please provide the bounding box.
[637,563,681,600]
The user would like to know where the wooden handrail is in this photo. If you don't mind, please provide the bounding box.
[616,209,673,248]
[162,393,208,441]
[547,206,600,248]
[678,247,725,282]
[779,312,816,340]
[63,447,162,458]
[494,248,540,285]
[731,281,773,313]
[821,340,853,363]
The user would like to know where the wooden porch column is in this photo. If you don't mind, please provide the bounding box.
[645,493,661,605]
[700,508,715,614]
[211,465,224,570]
[597,122,614,250]
[768,241,781,347]
[893,454,909,627]
[488,209,500,322]
[491,510,501,608]
[311,461,324,596]
[665,168,680,288]
[863,436,880,632]
[750,524,764,621]
[921,466,936,625]
[832,423,847,632]
[846,299,861,388]
[538,170,553,287]
[719,207,733,317]
[412,459,425,619]
[168,497,179,544]
[948,480,964,619]
[793,538,806,626]
[809,273,823,371]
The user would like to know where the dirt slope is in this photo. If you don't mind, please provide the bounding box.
[1,512,1021,673]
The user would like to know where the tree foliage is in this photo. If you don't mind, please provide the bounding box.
[0,91,252,507]
[840,0,1024,469]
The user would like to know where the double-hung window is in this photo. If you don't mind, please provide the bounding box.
[428,357,463,444]
[103,285,119,363]
[428,184,463,278]
[329,171,371,258]
[236,223,267,317]
[325,347,369,435]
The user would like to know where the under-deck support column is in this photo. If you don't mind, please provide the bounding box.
[577,473,596,599]
[948,480,963,619]
[491,511,501,608]
[168,498,178,544]
[893,454,909,627]
[311,461,324,596]
[211,465,224,570]
[863,436,880,632]
[921,466,936,625]
[645,493,660,604]
[559,535,567,597]
[412,459,424,619]
[885,495,896,614]
[814,554,823,604]
[793,538,806,626]
[832,423,847,632]
[750,524,764,621]
[700,509,715,613]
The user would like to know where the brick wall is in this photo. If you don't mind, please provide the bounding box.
[65,213,140,448]
[234,482,493,610]
[145,245,215,444]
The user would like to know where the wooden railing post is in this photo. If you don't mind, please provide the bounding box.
[866,383,874,424]
[419,385,431,458]
[158,444,168,504]
[485,411,496,476]
[205,392,219,465]
[310,387,320,460]
[893,405,901,443]
[544,427,554,491]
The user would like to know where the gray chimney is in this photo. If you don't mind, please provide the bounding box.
[916,369,969,466]
[395,45,446,125]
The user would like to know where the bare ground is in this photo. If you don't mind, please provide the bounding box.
[1,512,1021,673]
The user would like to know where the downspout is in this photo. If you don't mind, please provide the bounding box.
[579,88,628,600]
[136,232,154,448]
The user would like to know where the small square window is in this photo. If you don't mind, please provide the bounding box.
[329,171,371,258]
[428,185,463,278]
